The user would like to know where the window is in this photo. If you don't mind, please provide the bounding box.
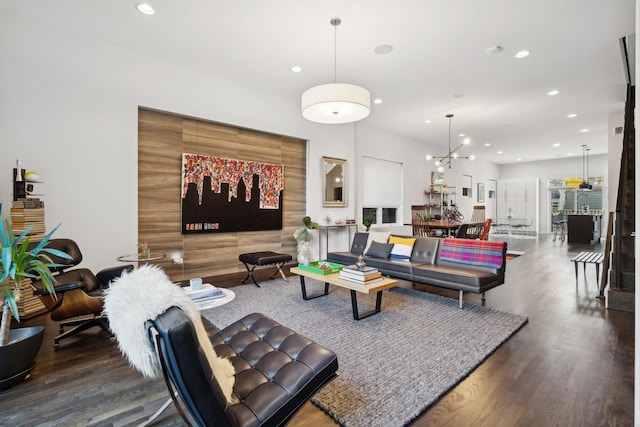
[382,208,397,224]
[363,208,377,225]
[362,157,403,227]
[462,174,472,198]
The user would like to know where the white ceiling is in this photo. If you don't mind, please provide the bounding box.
[1,0,635,164]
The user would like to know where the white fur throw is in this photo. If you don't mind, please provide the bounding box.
[103,265,236,405]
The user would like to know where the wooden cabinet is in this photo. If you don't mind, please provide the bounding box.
[567,215,602,244]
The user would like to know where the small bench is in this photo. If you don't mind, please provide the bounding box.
[570,251,604,290]
[239,251,293,287]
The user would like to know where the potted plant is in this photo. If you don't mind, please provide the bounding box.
[0,206,69,390]
[363,218,373,232]
[293,216,319,265]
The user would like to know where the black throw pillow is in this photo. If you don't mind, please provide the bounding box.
[365,240,394,259]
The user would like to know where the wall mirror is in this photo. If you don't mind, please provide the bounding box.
[322,156,347,207]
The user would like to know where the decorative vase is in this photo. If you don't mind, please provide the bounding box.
[0,326,45,391]
[297,241,312,266]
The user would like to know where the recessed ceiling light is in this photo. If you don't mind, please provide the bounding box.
[373,98,383,104]
[374,44,394,55]
[424,120,432,124]
[484,143,491,147]
[516,158,522,161]
[458,133,465,137]
[547,90,560,96]
[567,152,573,156]
[553,143,560,147]
[136,3,155,15]
[566,113,577,118]
[514,50,531,59]
[580,128,590,133]
[497,150,504,154]
[485,45,505,55]
[290,65,302,73]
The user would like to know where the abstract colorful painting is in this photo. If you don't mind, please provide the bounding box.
[181,153,284,234]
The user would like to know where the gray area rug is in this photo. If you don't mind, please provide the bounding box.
[202,279,528,427]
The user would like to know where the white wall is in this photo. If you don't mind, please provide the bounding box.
[0,13,354,271]
[352,124,500,232]
[499,154,608,233]
[1,12,621,274]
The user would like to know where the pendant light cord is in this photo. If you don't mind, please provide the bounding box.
[448,116,452,155]
[331,17,341,83]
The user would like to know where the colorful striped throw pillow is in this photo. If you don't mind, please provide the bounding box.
[389,235,417,261]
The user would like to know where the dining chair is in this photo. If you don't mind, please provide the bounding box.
[477,219,493,240]
[454,223,469,238]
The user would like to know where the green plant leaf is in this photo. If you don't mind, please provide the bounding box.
[30,223,63,255]
[13,225,34,248]
[41,247,73,260]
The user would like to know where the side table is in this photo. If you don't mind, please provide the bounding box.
[117,253,166,267]
[192,288,236,310]
[319,224,358,259]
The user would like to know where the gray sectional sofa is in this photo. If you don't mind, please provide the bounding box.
[327,232,508,308]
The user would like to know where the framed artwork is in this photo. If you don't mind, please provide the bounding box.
[477,182,485,203]
[181,153,284,234]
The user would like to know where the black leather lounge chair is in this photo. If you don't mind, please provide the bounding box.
[147,308,339,427]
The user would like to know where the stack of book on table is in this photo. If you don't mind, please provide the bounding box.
[338,265,383,284]
[183,283,224,301]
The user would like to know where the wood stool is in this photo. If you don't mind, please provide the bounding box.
[570,251,604,291]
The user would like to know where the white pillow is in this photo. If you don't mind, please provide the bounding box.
[364,231,391,254]
[104,265,237,406]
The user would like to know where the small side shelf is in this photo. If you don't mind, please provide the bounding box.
[423,185,457,218]
[13,168,44,201]
[11,168,46,236]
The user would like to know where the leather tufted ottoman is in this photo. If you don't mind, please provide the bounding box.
[239,251,293,287]
[150,308,338,427]
[212,313,338,426]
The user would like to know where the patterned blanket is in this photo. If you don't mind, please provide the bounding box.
[439,238,505,269]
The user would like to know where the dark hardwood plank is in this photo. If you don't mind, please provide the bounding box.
[0,235,633,426]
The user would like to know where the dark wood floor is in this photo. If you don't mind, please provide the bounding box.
[0,235,633,426]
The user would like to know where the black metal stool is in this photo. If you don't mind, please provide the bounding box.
[238,251,293,287]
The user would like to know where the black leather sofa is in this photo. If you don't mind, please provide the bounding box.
[327,232,508,308]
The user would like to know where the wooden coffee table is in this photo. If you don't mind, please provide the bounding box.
[290,266,398,320]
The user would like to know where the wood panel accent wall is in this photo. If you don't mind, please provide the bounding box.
[138,108,306,282]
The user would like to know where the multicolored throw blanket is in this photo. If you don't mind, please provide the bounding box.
[439,238,505,269]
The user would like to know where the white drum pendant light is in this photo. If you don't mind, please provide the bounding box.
[301,18,370,124]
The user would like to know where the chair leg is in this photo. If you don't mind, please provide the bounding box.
[54,315,111,349]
